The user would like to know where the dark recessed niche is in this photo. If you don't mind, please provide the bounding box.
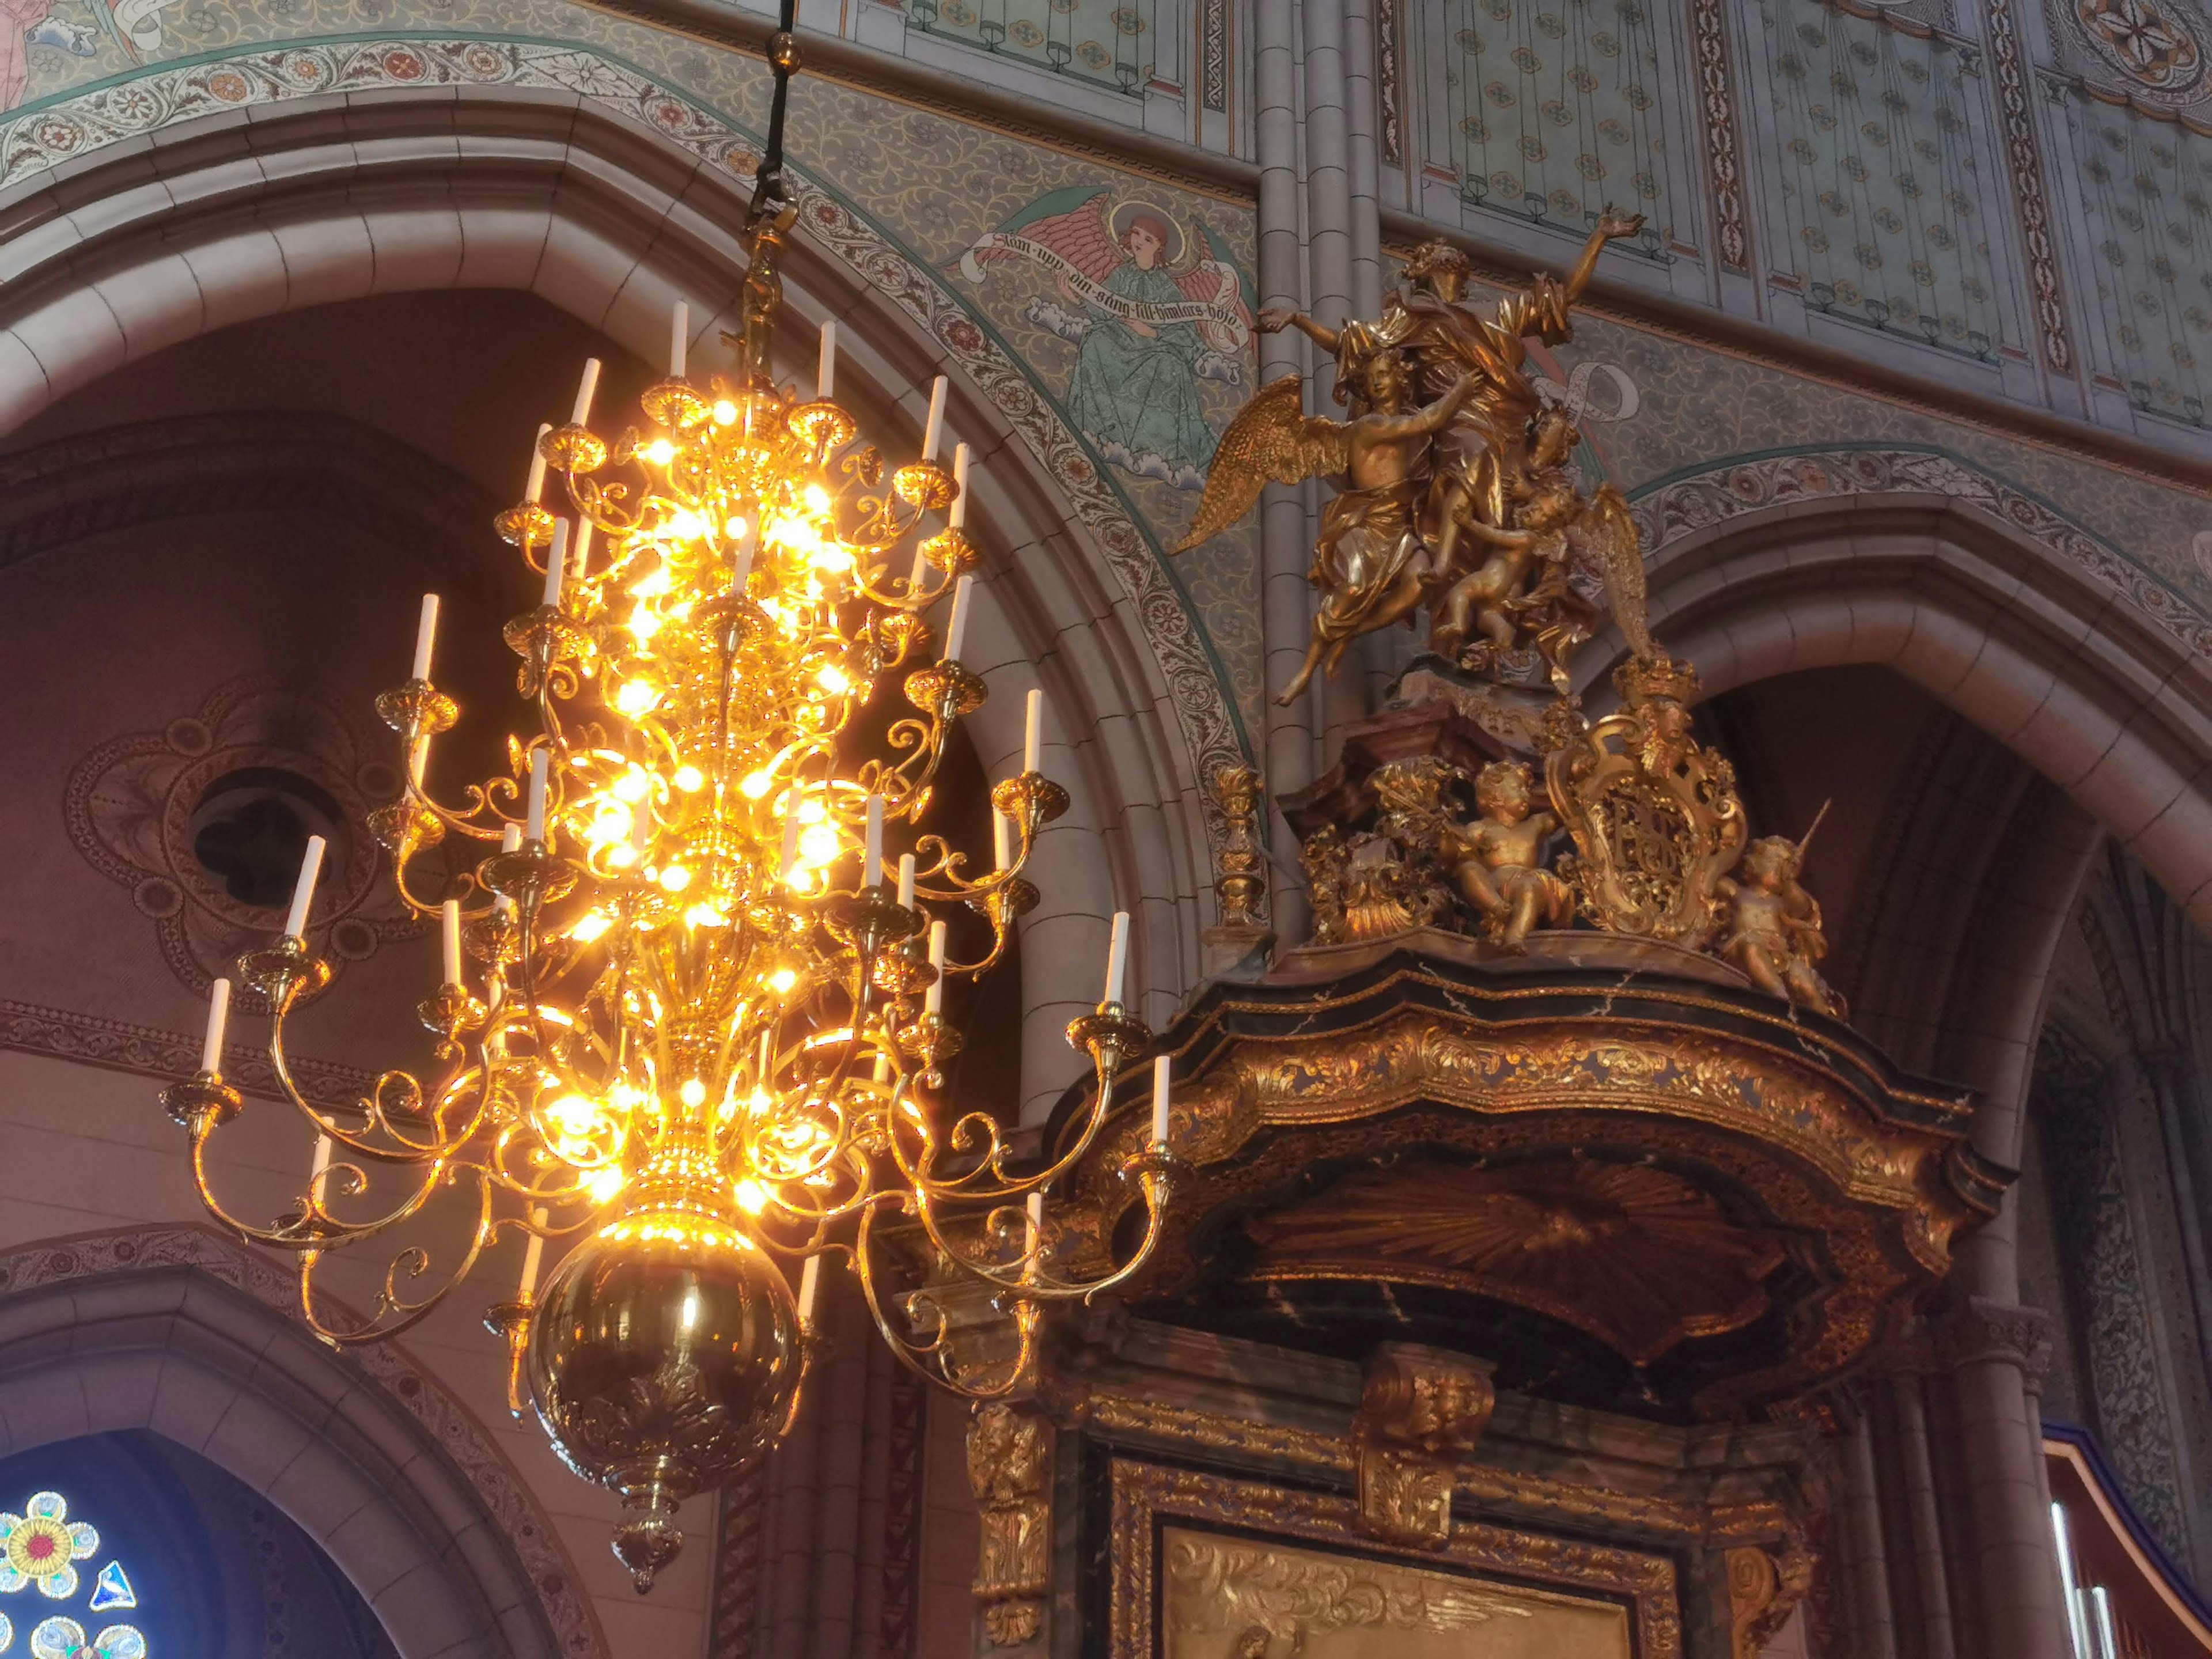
[188,768,344,909]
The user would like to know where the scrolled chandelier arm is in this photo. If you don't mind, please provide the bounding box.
[158,5,1180,1593]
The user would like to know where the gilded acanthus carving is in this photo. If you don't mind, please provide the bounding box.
[1351,1344,1497,1547]
[967,1403,1054,1646]
[1211,763,1267,928]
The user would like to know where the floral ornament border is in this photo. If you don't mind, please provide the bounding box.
[1630,444,2212,658]
[0,32,1249,851]
[0,1225,607,1659]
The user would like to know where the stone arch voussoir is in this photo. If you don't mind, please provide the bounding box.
[0,1224,603,1659]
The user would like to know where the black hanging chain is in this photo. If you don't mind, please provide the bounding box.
[748,0,802,227]
[732,0,800,382]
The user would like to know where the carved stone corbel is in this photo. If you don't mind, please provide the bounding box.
[1726,1534,1816,1658]
[967,1401,1054,1647]
[1350,1344,1495,1547]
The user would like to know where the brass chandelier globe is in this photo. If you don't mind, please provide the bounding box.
[158,20,1177,1594]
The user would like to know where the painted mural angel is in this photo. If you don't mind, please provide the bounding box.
[1175,336,1480,703]
[959,185,1255,488]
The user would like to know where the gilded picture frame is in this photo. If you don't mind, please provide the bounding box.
[1108,1459,1681,1658]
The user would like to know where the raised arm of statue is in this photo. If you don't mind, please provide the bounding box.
[1257,305,1342,356]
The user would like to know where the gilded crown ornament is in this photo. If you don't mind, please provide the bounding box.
[157,2,1178,1594]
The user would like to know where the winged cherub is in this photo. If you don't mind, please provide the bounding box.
[1429,407,1656,687]
[1177,336,1480,704]
[1716,823,1844,1017]
[1450,760,1573,949]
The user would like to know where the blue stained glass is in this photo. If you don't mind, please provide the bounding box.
[84,1569,130,1616]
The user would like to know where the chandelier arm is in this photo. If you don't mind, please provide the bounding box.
[852,1196,1034,1400]
[264,991,467,1165]
[187,1124,326,1251]
[297,1165,498,1346]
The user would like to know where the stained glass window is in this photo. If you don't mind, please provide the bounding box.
[0,1496,144,1659]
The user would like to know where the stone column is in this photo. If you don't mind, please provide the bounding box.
[1300,0,1353,335]
[1255,0,1312,942]
[1893,1373,1960,1659]
[1945,1299,2063,1659]
[1841,1407,1900,1659]
[1341,0,1384,321]
[1928,794,2099,1659]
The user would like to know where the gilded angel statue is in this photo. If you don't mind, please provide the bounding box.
[1176,337,1479,703]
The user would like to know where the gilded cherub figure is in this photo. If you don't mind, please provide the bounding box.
[1450,761,1572,950]
[1716,825,1844,1017]
[1175,340,1479,703]
[1429,408,1655,689]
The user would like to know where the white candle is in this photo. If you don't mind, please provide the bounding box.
[1103,910,1129,1006]
[669,299,689,380]
[571,517,594,581]
[798,1253,821,1325]
[200,978,231,1075]
[526,750,550,842]
[816,320,836,401]
[1151,1054,1172,1147]
[949,442,971,530]
[1025,1190,1044,1252]
[1023,688,1042,775]
[524,425,551,505]
[518,1207,549,1300]
[993,809,1011,872]
[942,574,973,663]
[921,376,947,462]
[411,594,440,681]
[570,358,601,426]
[896,853,916,908]
[542,519,570,609]
[863,796,884,887]
[731,520,756,591]
[495,823,521,916]
[310,1132,332,1188]
[780,808,802,882]
[924,921,947,1013]
[441,899,463,987]
[283,835,326,940]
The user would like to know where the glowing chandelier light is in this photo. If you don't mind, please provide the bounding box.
[157,16,1178,1594]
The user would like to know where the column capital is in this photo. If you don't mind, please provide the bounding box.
[1941,1296,2053,1382]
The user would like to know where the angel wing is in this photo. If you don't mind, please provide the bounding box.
[1175,375,1349,551]
[1574,483,1656,661]
[959,187,1123,286]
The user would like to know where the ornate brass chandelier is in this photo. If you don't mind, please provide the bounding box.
[158,18,1176,1594]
